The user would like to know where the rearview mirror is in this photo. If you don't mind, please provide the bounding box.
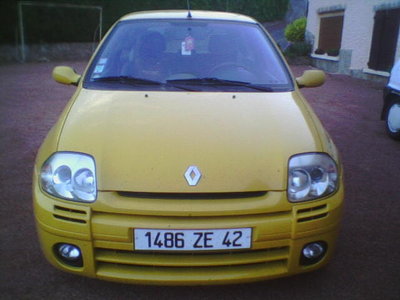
[52,66,81,85]
[296,70,325,88]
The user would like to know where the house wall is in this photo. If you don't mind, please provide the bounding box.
[307,0,400,80]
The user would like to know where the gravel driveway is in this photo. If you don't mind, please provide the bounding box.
[0,61,399,299]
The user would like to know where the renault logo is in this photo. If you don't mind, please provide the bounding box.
[184,166,202,186]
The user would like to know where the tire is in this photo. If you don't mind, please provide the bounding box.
[385,99,400,140]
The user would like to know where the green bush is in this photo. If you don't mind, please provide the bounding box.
[284,17,307,43]
[284,41,311,58]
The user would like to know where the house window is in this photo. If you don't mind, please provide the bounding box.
[368,8,400,72]
[317,13,344,55]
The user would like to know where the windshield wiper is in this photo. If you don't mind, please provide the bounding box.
[167,77,274,92]
[92,76,198,91]
[92,76,163,85]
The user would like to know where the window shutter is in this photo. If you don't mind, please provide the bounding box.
[368,8,400,71]
[318,15,344,52]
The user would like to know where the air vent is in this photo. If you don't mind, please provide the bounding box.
[53,205,87,224]
[297,204,328,223]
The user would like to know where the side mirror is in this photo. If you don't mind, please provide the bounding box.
[52,66,81,85]
[296,70,325,88]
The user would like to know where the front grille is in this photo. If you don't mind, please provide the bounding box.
[91,205,292,282]
[94,246,289,282]
[117,191,267,200]
[91,190,293,282]
[96,260,287,283]
[95,247,289,267]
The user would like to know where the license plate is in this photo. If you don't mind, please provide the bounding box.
[134,228,252,251]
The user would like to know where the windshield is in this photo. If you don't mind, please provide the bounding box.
[84,19,293,92]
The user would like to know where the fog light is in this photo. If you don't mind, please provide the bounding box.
[54,243,83,267]
[300,241,327,266]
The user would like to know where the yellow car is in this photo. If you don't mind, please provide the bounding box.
[33,10,344,285]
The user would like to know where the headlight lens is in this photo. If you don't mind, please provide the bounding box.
[40,152,97,202]
[288,153,338,202]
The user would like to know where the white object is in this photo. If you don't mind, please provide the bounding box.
[388,60,400,92]
[134,228,252,251]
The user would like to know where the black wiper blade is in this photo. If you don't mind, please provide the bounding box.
[168,77,241,85]
[92,76,198,91]
[167,77,273,92]
[93,76,163,85]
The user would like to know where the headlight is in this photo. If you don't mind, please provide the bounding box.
[288,153,338,202]
[40,152,97,202]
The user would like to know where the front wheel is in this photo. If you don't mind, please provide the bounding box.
[386,99,400,140]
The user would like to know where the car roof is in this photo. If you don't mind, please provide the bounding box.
[120,10,258,24]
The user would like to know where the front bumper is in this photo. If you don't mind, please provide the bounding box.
[34,183,344,285]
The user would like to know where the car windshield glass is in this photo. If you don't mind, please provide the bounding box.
[84,19,293,92]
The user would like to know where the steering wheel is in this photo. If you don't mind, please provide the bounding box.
[208,62,257,83]
[209,62,251,76]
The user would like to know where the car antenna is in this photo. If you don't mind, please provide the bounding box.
[186,0,192,18]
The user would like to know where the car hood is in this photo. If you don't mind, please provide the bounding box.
[58,89,322,192]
